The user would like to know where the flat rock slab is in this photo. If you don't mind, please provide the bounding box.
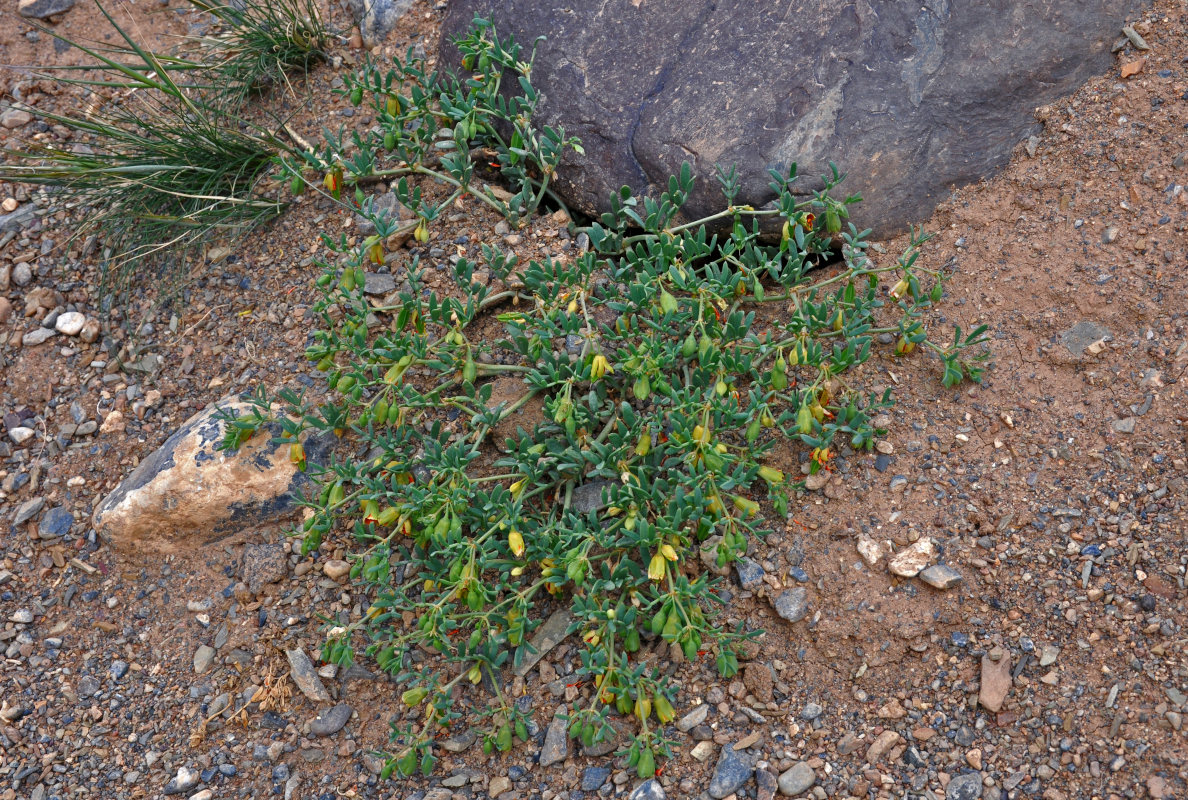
[708,744,754,799]
[18,0,75,18]
[442,0,1148,238]
[513,607,576,677]
[539,710,570,767]
[287,648,332,703]
[1062,321,1112,356]
[93,398,331,550]
[979,649,1012,712]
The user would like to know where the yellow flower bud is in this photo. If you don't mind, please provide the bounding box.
[508,529,525,558]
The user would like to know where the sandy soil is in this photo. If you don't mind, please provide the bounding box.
[0,2,1186,800]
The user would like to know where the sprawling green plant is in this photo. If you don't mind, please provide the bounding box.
[220,18,988,781]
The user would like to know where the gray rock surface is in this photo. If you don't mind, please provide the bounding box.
[442,0,1148,237]
[708,745,754,799]
[242,543,289,593]
[628,779,666,800]
[772,587,808,623]
[539,710,569,767]
[310,704,353,736]
[17,0,75,17]
[286,648,332,703]
[946,772,984,800]
[347,0,414,47]
[919,563,964,589]
[777,761,816,796]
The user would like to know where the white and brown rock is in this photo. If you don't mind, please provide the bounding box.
[93,399,330,550]
[887,538,936,578]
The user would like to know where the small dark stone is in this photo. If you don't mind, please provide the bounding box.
[771,587,808,623]
[260,711,287,729]
[581,767,611,791]
[39,506,74,538]
[708,745,754,799]
[734,558,765,591]
[109,660,129,680]
[945,771,983,799]
[310,704,353,737]
[571,480,616,514]
[241,543,288,593]
[874,453,892,472]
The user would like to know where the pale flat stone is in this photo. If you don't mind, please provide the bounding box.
[888,538,936,577]
[54,311,86,336]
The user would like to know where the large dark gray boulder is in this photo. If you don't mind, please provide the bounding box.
[441,0,1147,237]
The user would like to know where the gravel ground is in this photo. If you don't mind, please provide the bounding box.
[1,2,1186,800]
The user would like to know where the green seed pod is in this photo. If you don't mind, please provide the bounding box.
[797,403,813,434]
[349,86,364,106]
[637,748,655,779]
[336,375,356,393]
[384,131,396,151]
[681,332,697,358]
[658,288,678,315]
[290,175,305,196]
[745,418,761,444]
[662,613,679,640]
[650,608,667,636]
[633,374,650,401]
[826,206,841,234]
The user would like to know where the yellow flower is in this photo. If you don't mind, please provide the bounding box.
[647,552,667,582]
[590,354,613,380]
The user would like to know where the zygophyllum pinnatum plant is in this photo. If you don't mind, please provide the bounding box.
[222,18,990,781]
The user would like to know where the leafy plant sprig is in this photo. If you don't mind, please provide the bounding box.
[283,17,583,236]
